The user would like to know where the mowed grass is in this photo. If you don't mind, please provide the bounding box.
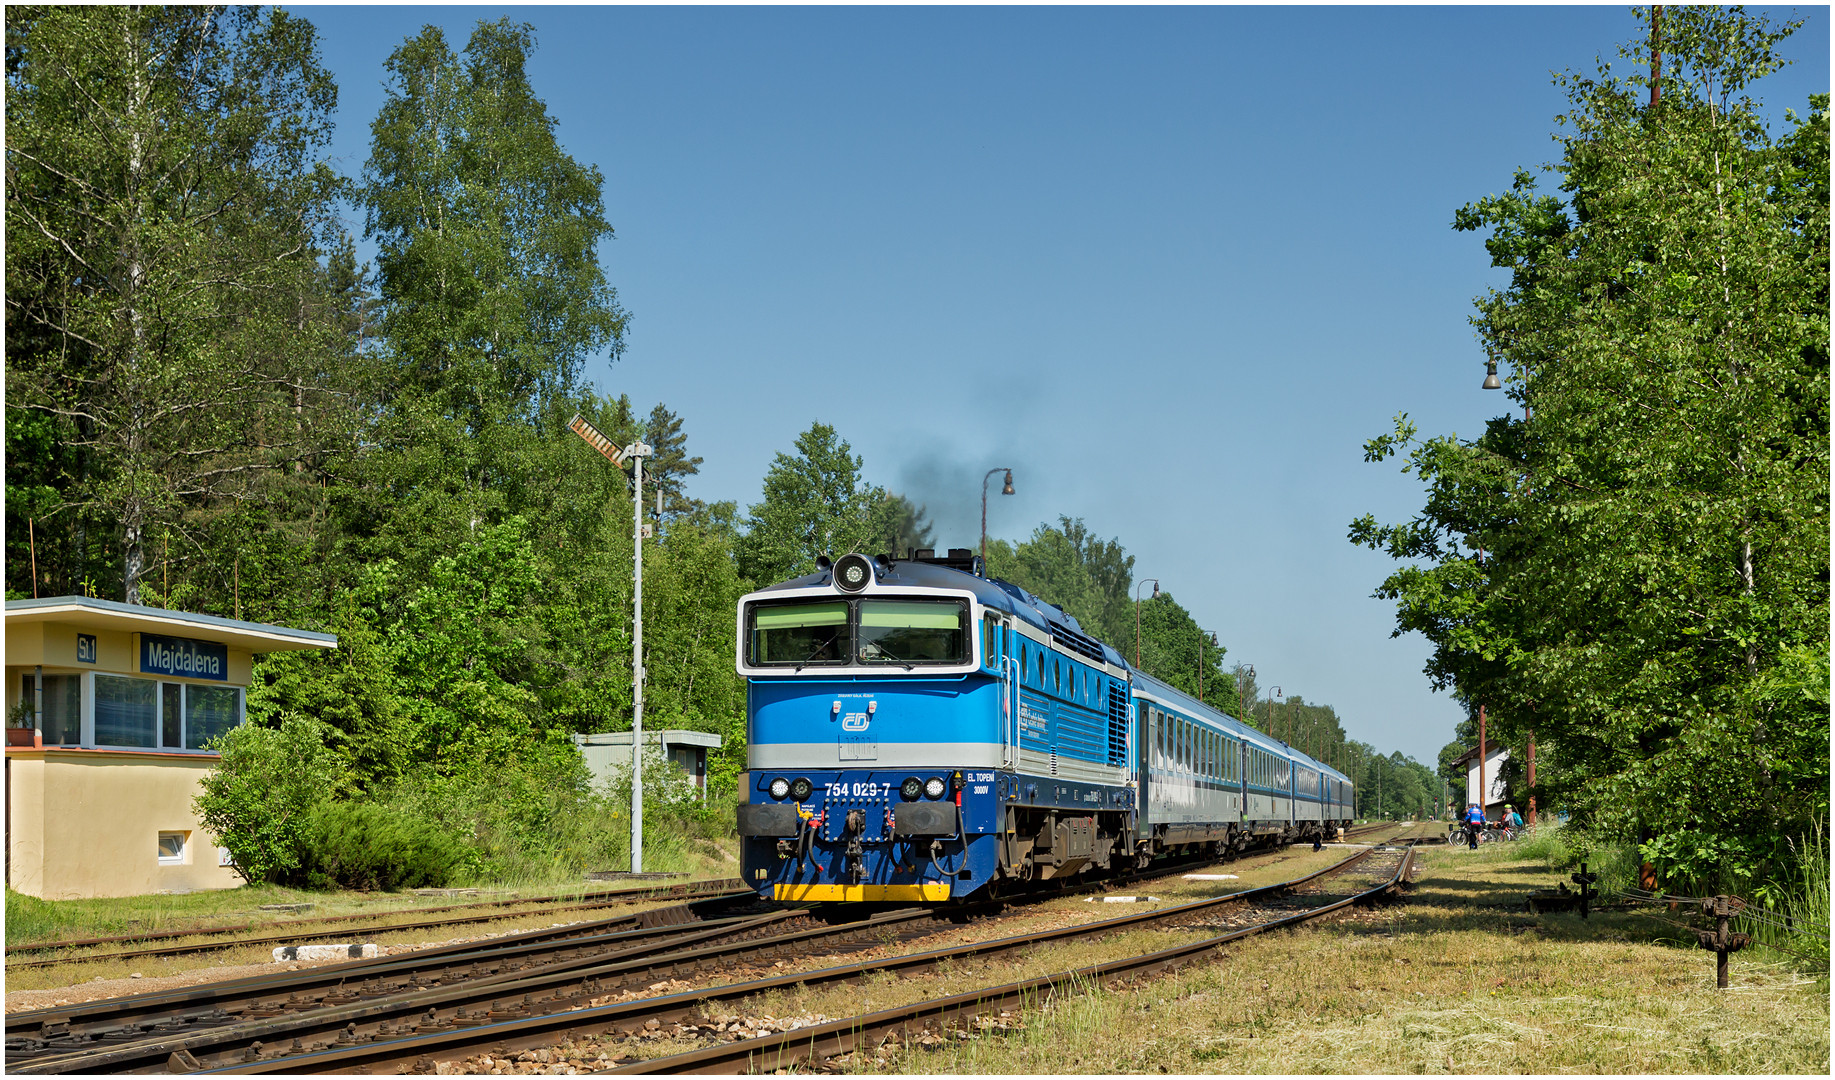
[851,838,1830,1074]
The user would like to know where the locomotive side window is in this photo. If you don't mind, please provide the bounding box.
[858,600,968,663]
[749,602,850,665]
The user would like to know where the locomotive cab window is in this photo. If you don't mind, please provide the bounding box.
[857,600,968,663]
[748,599,968,666]
[749,602,850,665]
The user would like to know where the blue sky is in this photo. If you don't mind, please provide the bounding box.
[298,5,1828,769]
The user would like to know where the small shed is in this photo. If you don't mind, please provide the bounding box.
[1452,742,1510,819]
[574,730,721,799]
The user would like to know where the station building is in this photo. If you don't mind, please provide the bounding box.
[1452,741,1511,819]
[5,596,336,899]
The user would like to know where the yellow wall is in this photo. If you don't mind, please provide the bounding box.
[6,750,241,899]
[5,624,251,684]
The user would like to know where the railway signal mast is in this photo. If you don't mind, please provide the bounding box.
[568,414,654,872]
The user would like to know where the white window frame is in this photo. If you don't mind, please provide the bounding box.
[81,672,244,753]
[158,830,188,865]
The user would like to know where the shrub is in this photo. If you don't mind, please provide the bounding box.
[292,801,469,891]
[194,717,342,884]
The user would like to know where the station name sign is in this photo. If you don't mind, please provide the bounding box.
[140,634,229,681]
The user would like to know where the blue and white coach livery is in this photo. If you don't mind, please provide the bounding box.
[735,548,1353,902]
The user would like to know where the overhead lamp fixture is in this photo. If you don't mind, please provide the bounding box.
[1482,357,1502,391]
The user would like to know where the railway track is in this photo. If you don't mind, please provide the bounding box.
[143,838,1412,1074]
[622,841,1418,1075]
[6,879,750,971]
[7,844,1250,1074]
[7,826,1416,1075]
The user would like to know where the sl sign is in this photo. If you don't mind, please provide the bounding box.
[140,634,229,681]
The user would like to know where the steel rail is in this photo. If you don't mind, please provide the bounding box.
[6,880,744,956]
[623,843,1418,1074]
[196,845,1397,1074]
[6,880,752,971]
[12,843,1280,1072]
[6,903,773,1046]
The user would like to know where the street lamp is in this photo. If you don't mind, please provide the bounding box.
[980,468,1014,564]
[1133,579,1159,668]
[1270,686,1283,742]
[1236,664,1254,726]
[1197,630,1218,702]
[1482,350,1502,390]
[567,414,654,873]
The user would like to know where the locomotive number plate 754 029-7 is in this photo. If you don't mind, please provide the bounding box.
[827,781,892,798]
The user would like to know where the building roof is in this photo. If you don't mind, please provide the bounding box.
[1451,742,1509,768]
[5,596,337,653]
[575,730,721,748]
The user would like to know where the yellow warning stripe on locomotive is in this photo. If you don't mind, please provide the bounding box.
[773,882,953,902]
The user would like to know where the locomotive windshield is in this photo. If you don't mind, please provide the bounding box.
[746,598,968,667]
[749,602,849,665]
[857,600,967,664]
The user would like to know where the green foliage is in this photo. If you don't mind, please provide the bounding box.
[1342,742,1440,820]
[193,717,343,885]
[737,422,892,583]
[1352,8,1828,890]
[5,5,362,603]
[985,517,1135,646]
[293,801,469,891]
[363,18,626,429]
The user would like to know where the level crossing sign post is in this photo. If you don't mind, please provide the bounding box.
[568,413,653,873]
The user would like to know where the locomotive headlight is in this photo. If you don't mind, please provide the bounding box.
[789,777,814,801]
[833,552,874,592]
[768,777,790,800]
[900,777,923,801]
[924,776,947,799]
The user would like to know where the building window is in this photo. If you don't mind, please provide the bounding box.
[184,685,241,750]
[16,674,82,744]
[158,831,188,864]
[80,674,242,752]
[162,682,183,748]
[95,674,158,747]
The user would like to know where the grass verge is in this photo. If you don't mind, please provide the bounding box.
[846,838,1829,1074]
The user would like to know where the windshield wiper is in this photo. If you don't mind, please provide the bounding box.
[793,634,838,673]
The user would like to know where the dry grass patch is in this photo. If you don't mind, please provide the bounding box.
[847,842,1829,1074]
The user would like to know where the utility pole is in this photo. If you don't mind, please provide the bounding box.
[1478,704,1487,824]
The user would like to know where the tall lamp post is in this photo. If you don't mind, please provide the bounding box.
[980,468,1014,564]
[1133,579,1159,668]
[567,414,654,873]
[1197,630,1218,702]
[1236,664,1254,726]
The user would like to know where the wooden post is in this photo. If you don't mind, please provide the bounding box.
[1526,731,1536,826]
[1478,704,1487,820]
[28,518,38,599]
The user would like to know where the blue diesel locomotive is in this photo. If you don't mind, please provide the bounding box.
[734,549,1352,902]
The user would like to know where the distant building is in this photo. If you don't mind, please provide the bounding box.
[6,597,336,899]
[573,730,722,799]
[1452,741,1510,819]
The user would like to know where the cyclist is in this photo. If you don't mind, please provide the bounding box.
[1463,802,1485,850]
[1504,804,1524,838]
